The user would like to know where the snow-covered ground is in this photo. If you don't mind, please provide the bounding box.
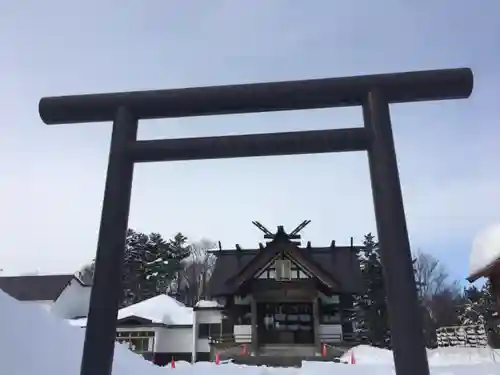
[1,289,499,375]
[340,345,500,366]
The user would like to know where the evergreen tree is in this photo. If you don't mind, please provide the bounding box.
[459,285,487,325]
[143,232,191,298]
[460,281,500,348]
[351,233,391,348]
[82,229,192,307]
[122,229,150,306]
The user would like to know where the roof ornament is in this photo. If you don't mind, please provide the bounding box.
[289,220,311,239]
[251,221,274,238]
[251,220,311,240]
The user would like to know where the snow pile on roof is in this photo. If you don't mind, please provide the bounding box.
[69,295,193,327]
[339,345,500,366]
[195,300,222,308]
[0,289,168,375]
[117,295,193,325]
[469,223,500,278]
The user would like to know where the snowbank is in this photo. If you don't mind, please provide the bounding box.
[339,345,500,366]
[427,347,500,365]
[0,290,168,375]
[1,286,499,375]
[469,223,500,278]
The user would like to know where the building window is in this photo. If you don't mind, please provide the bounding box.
[320,294,340,304]
[198,323,222,339]
[268,268,276,279]
[257,266,276,279]
[116,331,154,353]
[319,302,341,324]
[256,258,311,280]
[234,304,252,325]
[290,265,310,279]
[275,259,292,280]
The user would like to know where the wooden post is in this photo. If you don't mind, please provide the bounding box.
[490,271,500,314]
[313,295,321,352]
[80,108,137,375]
[250,297,258,355]
[363,91,429,375]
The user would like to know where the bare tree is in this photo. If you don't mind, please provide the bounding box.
[428,288,464,327]
[414,251,450,300]
[413,250,462,346]
[176,239,217,306]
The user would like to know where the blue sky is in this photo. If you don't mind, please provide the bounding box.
[1,0,499,283]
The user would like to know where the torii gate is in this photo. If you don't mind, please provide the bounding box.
[39,67,473,375]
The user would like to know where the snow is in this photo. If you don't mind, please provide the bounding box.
[0,289,166,375]
[195,300,222,308]
[68,316,87,327]
[68,294,193,327]
[2,287,499,375]
[145,258,169,265]
[117,294,192,325]
[339,345,500,366]
[469,223,500,278]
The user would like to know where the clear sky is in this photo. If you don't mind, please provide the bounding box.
[1,0,499,282]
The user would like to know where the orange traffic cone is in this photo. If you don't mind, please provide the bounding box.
[350,351,356,365]
[215,352,220,365]
[171,357,176,368]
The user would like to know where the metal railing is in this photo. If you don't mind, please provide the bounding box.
[210,332,358,345]
[209,333,252,345]
[319,332,357,343]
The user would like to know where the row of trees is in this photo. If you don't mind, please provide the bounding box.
[77,229,217,308]
[351,233,500,348]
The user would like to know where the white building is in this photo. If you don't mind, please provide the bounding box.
[192,300,224,362]
[68,295,223,365]
[0,274,91,319]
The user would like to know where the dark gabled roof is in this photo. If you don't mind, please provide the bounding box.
[228,241,341,290]
[0,274,85,301]
[208,243,365,296]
